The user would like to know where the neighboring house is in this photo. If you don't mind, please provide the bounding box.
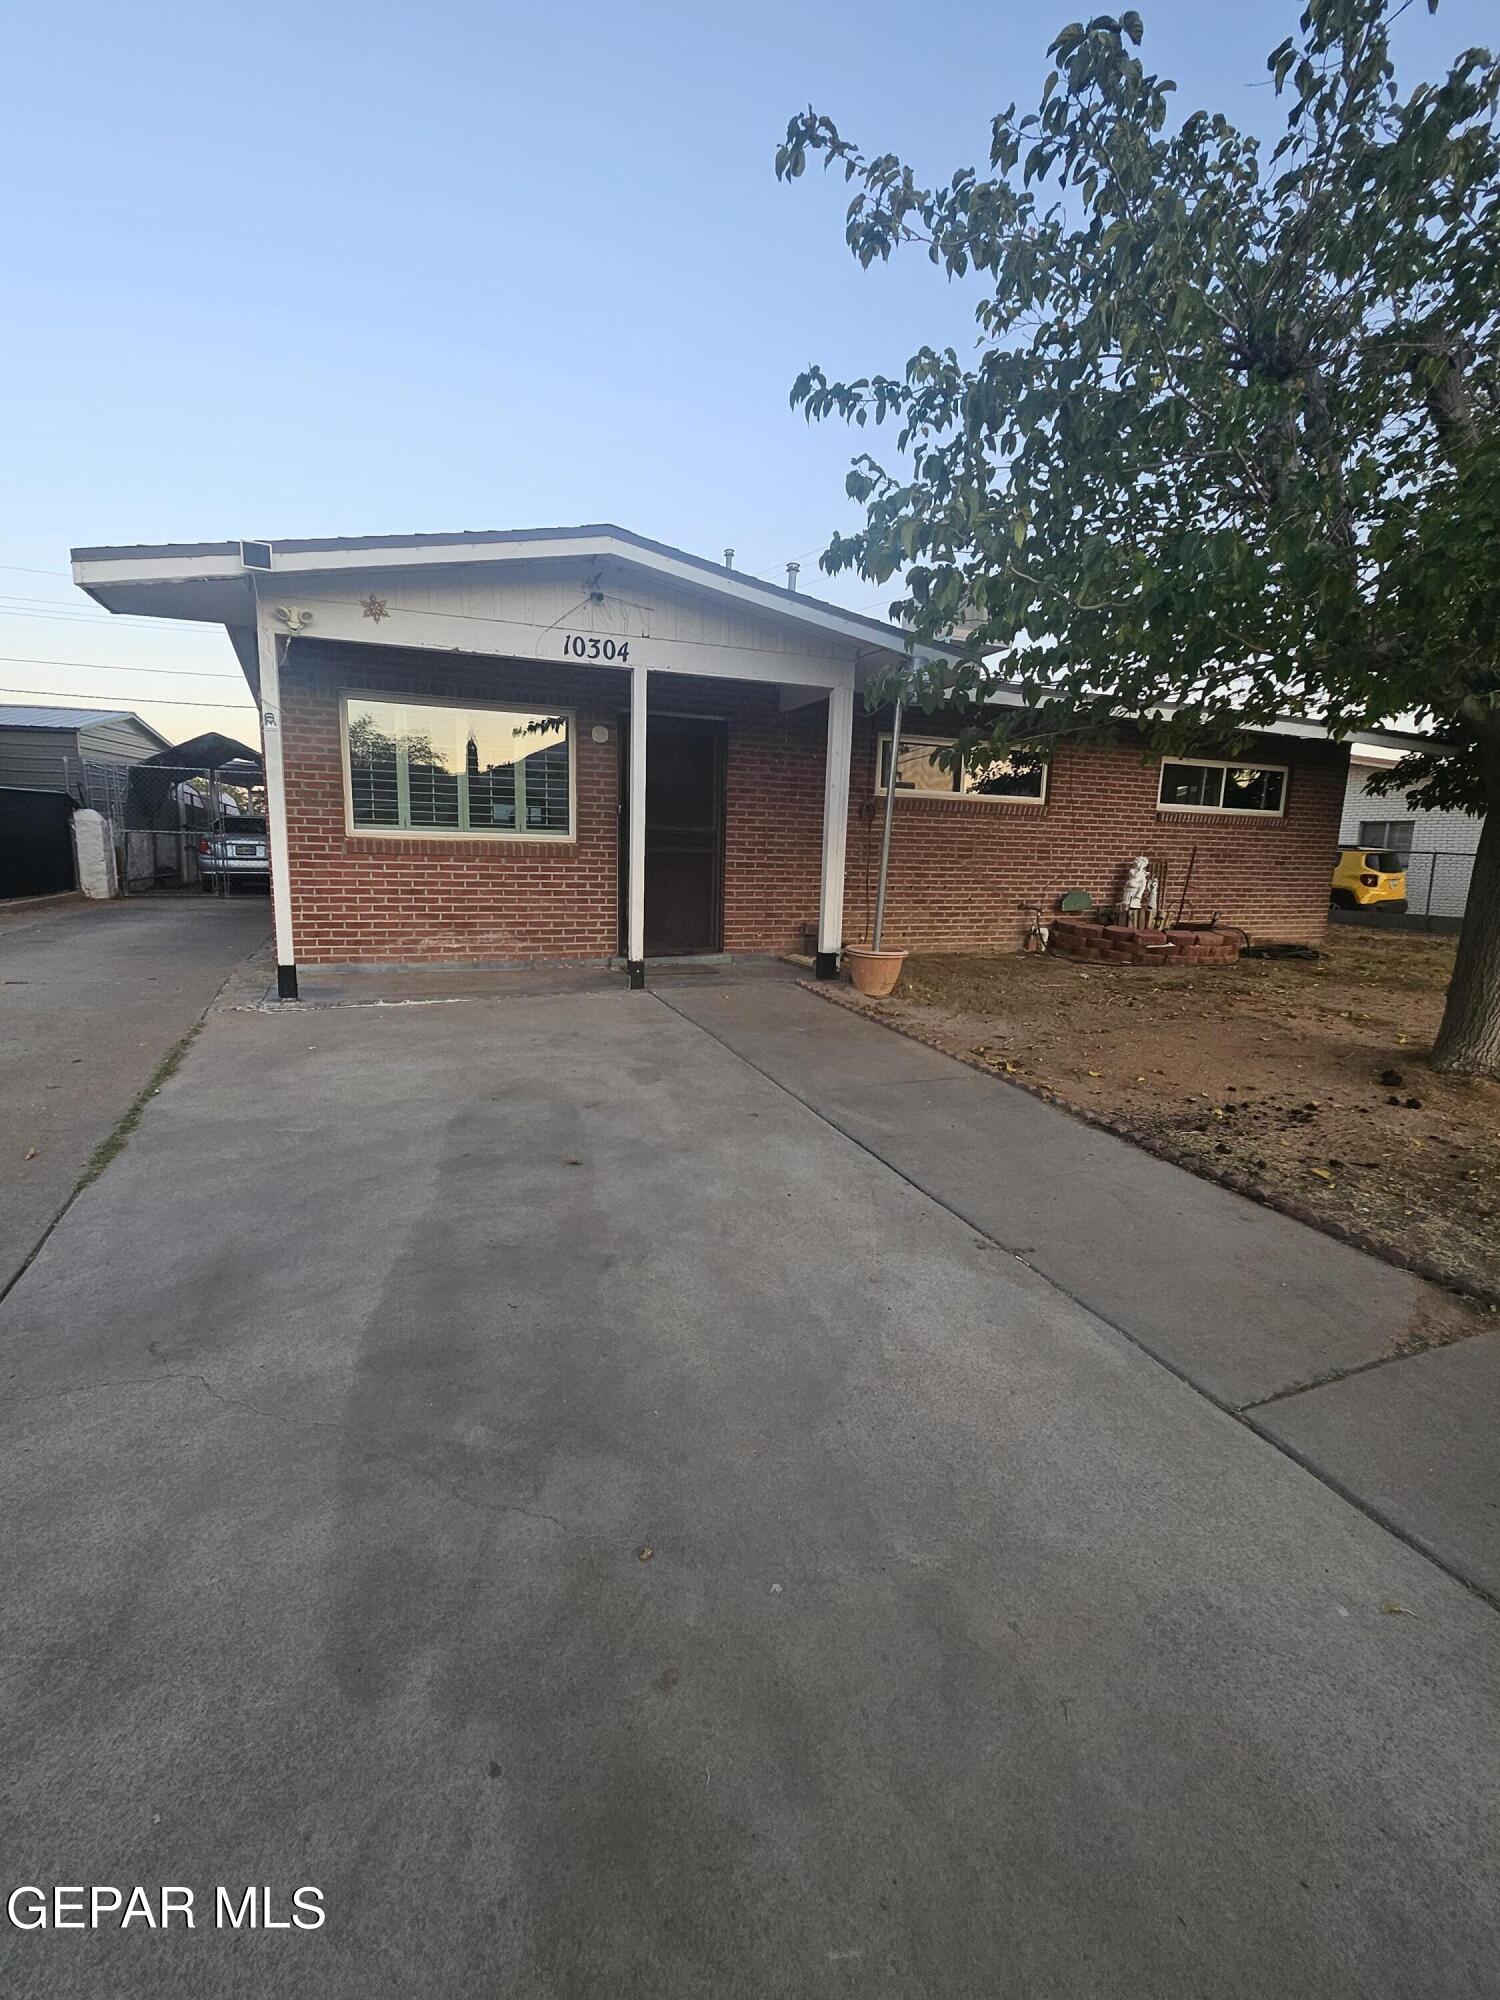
[73,526,1352,995]
[0,702,167,899]
[0,702,167,801]
[1339,734,1480,920]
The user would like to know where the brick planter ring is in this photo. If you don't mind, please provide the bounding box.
[1047,921,1243,967]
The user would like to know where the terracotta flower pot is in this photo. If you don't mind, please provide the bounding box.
[844,944,908,998]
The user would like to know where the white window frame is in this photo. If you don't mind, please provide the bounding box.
[875,733,1049,806]
[1156,755,1288,818]
[339,690,578,843]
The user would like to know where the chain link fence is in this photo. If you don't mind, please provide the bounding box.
[1403,848,1474,927]
[83,759,267,896]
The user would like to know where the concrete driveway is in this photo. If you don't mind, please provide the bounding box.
[1,972,1497,1997]
[0,895,269,1294]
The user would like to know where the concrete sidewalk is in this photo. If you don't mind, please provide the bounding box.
[1,979,1497,1996]
[657,975,1500,1599]
[0,894,269,1294]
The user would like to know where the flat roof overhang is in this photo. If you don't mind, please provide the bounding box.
[69,524,943,676]
[68,526,1449,753]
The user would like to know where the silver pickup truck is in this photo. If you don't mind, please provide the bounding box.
[198,819,269,892]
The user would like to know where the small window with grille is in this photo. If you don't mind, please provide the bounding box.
[343,695,574,840]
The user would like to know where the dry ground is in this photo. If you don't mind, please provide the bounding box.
[846,928,1500,1303]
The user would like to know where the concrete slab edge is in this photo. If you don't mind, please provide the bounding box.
[796,979,1498,1317]
[661,985,1500,1614]
[1,932,272,1310]
[0,891,87,920]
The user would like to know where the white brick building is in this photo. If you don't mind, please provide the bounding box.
[1339,737,1481,920]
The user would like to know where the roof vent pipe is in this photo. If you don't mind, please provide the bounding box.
[786,561,800,592]
[723,548,734,570]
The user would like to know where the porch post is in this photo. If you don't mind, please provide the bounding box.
[626,661,647,987]
[816,680,854,978]
[255,614,298,999]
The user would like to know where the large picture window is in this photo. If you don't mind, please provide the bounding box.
[876,734,1048,803]
[1157,757,1287,816]
[344,695,573,839]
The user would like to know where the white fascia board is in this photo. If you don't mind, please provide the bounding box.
[72,532,940,667]
[251,589,854,689]
[72,551,246,586]
[1138,701,1331,742]
[266,533,929,663]
[1247,716,1332,741]
[227,627,261,693]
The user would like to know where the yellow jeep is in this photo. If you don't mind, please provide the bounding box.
[1332,846,1408,912]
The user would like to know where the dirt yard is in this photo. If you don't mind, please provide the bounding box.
[839,928,1500,1303]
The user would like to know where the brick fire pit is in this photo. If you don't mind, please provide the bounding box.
[1048,919,1243,967]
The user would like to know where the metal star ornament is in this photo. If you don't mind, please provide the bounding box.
[360,594,389,623]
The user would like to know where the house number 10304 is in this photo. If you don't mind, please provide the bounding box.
[561,635,629,662]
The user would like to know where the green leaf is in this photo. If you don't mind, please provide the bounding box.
[776,0,1500,1064]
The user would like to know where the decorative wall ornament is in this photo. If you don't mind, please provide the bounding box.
[272,606,313,632]
[360,594,389,623]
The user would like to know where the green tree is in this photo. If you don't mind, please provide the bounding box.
[777,0,1500,1074]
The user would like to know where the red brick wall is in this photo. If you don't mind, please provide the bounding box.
[672,676,825,954]
[278,641,1345,962]
[280,640,624,963]
[841,710,1348,949]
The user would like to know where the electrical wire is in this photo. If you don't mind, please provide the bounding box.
[3,554,907,637]
[291,588,904,661]
[0,602,215,632]
[2,552,906,619]
[0,653,242,678]
[0,684,256,711]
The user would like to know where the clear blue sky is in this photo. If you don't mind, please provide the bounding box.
[0,0,1487,741]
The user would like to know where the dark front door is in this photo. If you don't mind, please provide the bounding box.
[638,716,726,955]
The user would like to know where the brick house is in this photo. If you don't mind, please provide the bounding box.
[73,525,1348,994]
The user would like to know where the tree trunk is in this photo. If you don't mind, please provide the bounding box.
[1430,758,1500,1078]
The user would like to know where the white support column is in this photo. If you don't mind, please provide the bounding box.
[626,661,648,987]
[256,614,299,999]
[816,680,854,977]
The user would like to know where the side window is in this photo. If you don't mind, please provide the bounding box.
[1358,819,1414,852]
[877,734,1047,802]
[1159,760,1286,816]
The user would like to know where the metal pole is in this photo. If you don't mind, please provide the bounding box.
[1427,851,1437,933]
[872,698,904,952]
[207,766,221,895]
[626,662,647,986]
